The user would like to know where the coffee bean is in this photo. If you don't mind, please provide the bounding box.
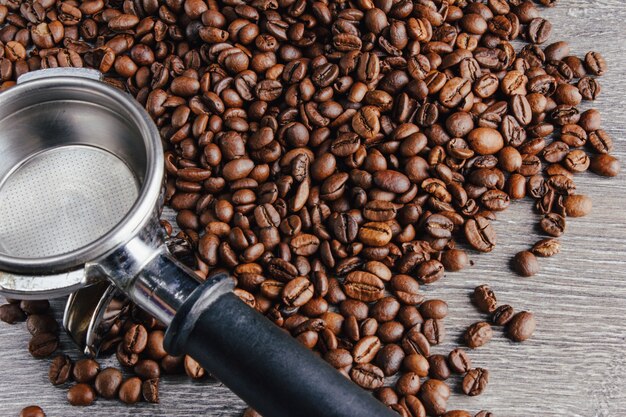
[465,322,493,349]
[134,359,161,380]
[123,324,148,354]
[344,271,385,302]
[492,304,515,326]
[465,216,497,252]
[448,348,472,374]
[418,379,450,417]
[73,358,100,383]
[462,368,489,396]
[282,277,314,307]
[428,354,451,381]
[512,251,540,277]
[540,213,566,237]
[0,303,25,324]
[590,154,620,177]
[49,354,72,386]
[67,383,96,406]
[353,336,382,364]
[376,344,405,376]
[184,355,206,379]
[507,311,536,342]
[26,314,58,335]
[142,378,160,403]
[95,368,123,399]
[119,377,142,404]
[468,128,504,155]
[19,406,45,417]
[350,363,384,390]
[584,51,607,76]
[419,300,448,319]
[396,371,421,396]
[28,332,58,358]
[440,249,470,272]
[532,238,561,257]
[358,222,393,247]
[20,300,49,315]
[564,194,592,217]
[474,411,495,417]
[116,342,139,367]
[473,285,497,314]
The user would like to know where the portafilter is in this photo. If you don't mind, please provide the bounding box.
[0,68,396,417]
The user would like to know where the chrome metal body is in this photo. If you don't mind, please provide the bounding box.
[0,69,233,348]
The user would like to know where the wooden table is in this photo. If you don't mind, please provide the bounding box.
[1,1,625,416]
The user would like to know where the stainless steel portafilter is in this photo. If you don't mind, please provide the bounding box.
[0,69,396,417]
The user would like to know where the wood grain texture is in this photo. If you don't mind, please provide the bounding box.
[1,1,626,416]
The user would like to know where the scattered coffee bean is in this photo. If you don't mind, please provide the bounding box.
[507,311,536,342]
[512,251,540,277]
[473,285,497,314]
[67,383,96,406]
[95,368,123,399]
[142,378,160,403]
[0,303,26,324]
[463,368,489,396]
[72,359,100,383]
[119,377,142,404]
[19,406,45,417]
[465,322,493,349]
[532,239,561,257]
[49,354,72,386]
[492,305,515,326]
[28,332,58,359]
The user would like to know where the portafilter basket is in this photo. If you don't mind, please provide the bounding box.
[0,69,396,417]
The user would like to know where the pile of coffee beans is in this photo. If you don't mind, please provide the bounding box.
[0,0,621,415]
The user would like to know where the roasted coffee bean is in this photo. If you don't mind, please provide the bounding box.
[134,359,161,380]
[396,371,421,396]
[492,304,515,326]
[584,51,607,76]
[344,271,385,302]
[540,213,566,237]
[19,406,46,417]
[119,377,142,404]
[465,216,496,252]
[590,154,620,177]
[564,194,592,217]
[419,379,450,417]
[465,322,493,349]
[142,378,160,403]
[419,300,448,319]
[67,383,96,406]
[184,355,206,379]
[73,358,100,383]
[448,348,472,374]
[428,354,451,381]
[26,314,58,336]
[473,285,497,313]
[588,129,614,154]
[116,342,139,367]
[350,363,385,390]
[532,238,561,257]
[49,354,72,386]
[20,300,49,315]
[512,251,540,277]
[376,344,405,376]
[422,318,445,345]
[440,249,470,272]
[95,368,123,399]
[28,332,58,358]
[0,303,25,324]
[123,323,148,354]
[507,311,536,342]
[463,368,489,396]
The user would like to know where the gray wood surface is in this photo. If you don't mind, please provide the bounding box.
[1,1,626,416]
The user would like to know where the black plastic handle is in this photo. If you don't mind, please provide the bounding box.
[164,286,397,417]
